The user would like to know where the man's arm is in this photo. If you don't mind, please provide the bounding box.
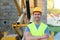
[25,32,41,40]
[25,27,42,40]
[25,32,49,40]
[38,26,49,40]
[25,26,49,40]
[37,34,49,40]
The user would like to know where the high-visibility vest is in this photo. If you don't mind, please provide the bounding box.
[27,22,47,36]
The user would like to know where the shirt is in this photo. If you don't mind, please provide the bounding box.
[25,24,50,35]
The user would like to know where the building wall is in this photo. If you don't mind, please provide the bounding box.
[0,0,18,34]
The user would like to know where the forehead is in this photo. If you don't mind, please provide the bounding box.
[33,12,41,15]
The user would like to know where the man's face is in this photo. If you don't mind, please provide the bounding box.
[33,12,41,21]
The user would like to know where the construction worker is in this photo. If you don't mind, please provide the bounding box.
[25,7,49,40]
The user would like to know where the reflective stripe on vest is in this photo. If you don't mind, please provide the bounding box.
[28,22,47,36]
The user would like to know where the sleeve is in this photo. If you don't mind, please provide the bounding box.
[45,26,50,35]
[25,26,30,32]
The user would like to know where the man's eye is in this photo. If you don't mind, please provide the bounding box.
[38,14,40,15]
[34,14,40,15]
[34,14,37,15]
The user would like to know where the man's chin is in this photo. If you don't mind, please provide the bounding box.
[35,20,40,21]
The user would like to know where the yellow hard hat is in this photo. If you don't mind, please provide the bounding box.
[32,7,42,14]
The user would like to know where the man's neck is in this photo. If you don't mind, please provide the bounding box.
[34,21,41,24]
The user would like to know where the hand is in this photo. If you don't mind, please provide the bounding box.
[36,37,41,40]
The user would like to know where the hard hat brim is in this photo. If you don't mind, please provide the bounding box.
[33,11,42,14]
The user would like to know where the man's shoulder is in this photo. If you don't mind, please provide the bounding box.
[41,22,47,26]
[25,26,30,32]
[27,22,33,26]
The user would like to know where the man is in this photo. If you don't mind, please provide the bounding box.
[25,7,49,40]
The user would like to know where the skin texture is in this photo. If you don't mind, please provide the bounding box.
[25,12,49,40]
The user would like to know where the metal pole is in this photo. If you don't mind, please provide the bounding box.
[34,0,37,7]
[26,0,31,20]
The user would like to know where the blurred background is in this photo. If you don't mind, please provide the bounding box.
[0,0,60,40]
